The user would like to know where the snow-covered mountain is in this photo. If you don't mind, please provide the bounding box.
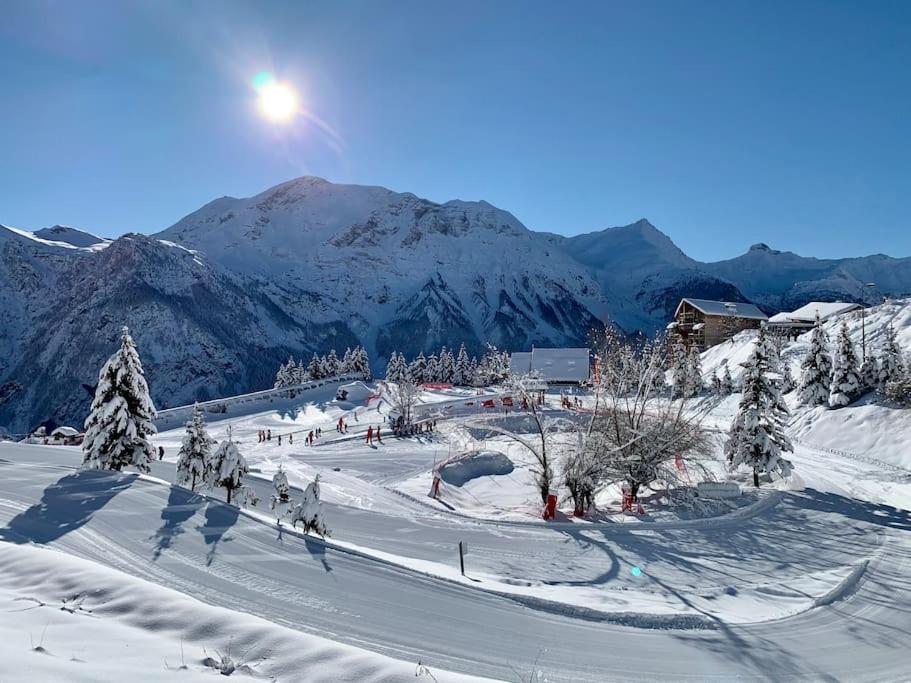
[155,177,608,358]
[2,176,910,432]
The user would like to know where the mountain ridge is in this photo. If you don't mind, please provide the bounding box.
[2,176,910,432]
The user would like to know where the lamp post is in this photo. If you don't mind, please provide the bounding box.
[861,282,876,359]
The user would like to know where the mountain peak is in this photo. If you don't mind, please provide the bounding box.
[749,242,776,253]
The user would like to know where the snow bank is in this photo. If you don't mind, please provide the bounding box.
[439,450,514,486]
[0,542,487,682]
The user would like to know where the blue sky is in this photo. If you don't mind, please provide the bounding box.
[1,0,908,260]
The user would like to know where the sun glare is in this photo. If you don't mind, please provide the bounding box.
[256,79,299,122]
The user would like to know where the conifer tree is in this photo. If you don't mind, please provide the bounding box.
[438,347,455,384]
[291,474,330,536]
[341,347,353,373]
[307,353,323,380]
[721,364,734,394]
[878,325,905,386]
[711,369,721,394]
[175,403,214,491]
[270,465,292,524]
[468,356,479,386]
[724,329,793,487]
[686,345,703,397]
[780,361,796,394]
[425,353,440,383]
[82,326,157,472]
[453,344,470,385]
[210,429,248,505]
[829,322,862,408]
[860,355,879,391]
[354,345,371,379]
[671,339,688,399]
[797,317,832,406]
[409,352,427,384]
[325,349,341,376]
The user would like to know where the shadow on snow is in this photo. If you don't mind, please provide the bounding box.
[0,469,135,545]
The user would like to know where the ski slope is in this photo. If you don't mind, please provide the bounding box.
[0,441,908,682]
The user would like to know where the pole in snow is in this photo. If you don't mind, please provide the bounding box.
[458,541,466,576]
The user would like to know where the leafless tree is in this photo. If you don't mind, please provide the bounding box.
[583,329,712,503]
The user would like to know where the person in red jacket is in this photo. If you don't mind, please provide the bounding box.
[366,425,374,445]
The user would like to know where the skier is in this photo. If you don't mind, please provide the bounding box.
[308,430,314,446]
[158,446,164,460]
[267,429,272,441]
[278,434,282,446]
[366,425,374,445]
[376,426,382,444]
[289,433,293,445]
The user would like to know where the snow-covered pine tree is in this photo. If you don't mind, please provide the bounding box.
[467,356,479,386]
[307,353,323,380]
[453,344,470,386]
[291,474,330,536]
[425,353,440,383]
[671,339,688,399]
[780,361,796,394]
[385,353,400,382]
[354,345,371,379]
[82,326,157,473]
[274,360,288,389]
[860,355,879,391]
[797,316,832,406]
[210,429,249,505]
[409,352,427,384]
[878,324,905,387]
[686,345,703,397]
[175,403,215,491]
[438,347,455,384]
[270,464,292,524]
[325,349,341,377]
[295,357,309,384]
[711,369,721,394]
[721,364,734,394]
[829,322,863,408]
[341,347,353,373]
[724,329,793,487]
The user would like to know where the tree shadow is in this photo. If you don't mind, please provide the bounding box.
[790,488,911,532]
[0,470,135,545]
[197,499,240,566]
[151,485,205,561]
[304,534,332,574]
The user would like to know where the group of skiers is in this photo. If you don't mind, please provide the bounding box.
[390,416,436,437]
[257,426,324,446]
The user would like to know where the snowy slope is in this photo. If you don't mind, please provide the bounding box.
[700,297,911,469]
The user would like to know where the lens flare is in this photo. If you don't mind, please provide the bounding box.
[258,82,298,122]
[631,566,642,577]
[252,71,275,91]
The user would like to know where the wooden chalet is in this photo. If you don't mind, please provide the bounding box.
[669,298,767,350]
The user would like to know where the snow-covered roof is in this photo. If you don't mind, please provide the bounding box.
[767,301,862,324]
[511,348,590,382]
[51,426,80,436]
[509,352,532,375]
[676,298,767,320]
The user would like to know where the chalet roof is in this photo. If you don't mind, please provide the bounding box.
[767,301,862,325]
[676,298,767,320]
[51,426,80,437]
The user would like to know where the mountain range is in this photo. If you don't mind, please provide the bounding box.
[2,176,909,432]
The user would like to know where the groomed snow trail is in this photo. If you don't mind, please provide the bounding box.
[1,444,909,682]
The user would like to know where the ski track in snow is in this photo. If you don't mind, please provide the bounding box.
[0,441,909,682]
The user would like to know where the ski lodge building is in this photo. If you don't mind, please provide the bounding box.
[766,301,862,336]
[509,347,590,384]
[668,298,767,350]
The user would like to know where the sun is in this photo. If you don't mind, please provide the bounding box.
[257,82,298,122]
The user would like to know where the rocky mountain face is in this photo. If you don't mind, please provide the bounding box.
[2,176,910,432]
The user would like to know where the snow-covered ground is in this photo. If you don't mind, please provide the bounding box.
[2,301,910,680]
